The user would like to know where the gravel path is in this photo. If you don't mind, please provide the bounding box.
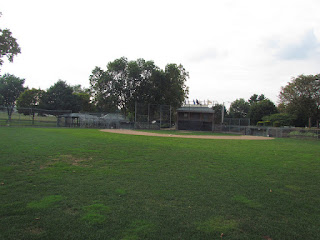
[100,129,274,140]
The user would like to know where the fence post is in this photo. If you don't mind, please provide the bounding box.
[148,103,150,129]
[160,105,162,129]
[134,101,137,129]
[212,112,215,132]
[32,108,34,126]
[18,110,21,125]
[169,105,172,128]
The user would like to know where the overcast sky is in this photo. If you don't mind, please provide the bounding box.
[1,0,320,107]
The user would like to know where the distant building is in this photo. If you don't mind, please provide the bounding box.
[176,105,215,131]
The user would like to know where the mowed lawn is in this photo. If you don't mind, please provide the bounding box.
[0,128,319,240]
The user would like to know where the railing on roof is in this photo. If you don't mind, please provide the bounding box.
[182,100,214,107]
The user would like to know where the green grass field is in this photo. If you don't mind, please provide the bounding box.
[0,128,319,240]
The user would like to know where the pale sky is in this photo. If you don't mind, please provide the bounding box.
[1,0,320,107]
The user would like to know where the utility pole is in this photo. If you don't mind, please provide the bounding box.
[169,105,172,128]
[221,103,225,124]
[135,101,137,129]
[148,103,150,129]
[159,105,162,129]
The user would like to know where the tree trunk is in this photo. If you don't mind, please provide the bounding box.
[309,117,312,128]
[7,106,12,122]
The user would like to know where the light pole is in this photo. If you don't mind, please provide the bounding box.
[221,103,224,124]
[315,76,320,128]
[221,101,231,124]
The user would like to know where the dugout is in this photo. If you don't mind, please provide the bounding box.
[57,113,83,127]
[176,105,215,131]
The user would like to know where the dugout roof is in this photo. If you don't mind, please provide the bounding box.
[177,106,214,113]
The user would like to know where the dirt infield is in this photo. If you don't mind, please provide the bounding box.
[100,129,274,140]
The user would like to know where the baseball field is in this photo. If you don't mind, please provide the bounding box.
[0,127,319,239]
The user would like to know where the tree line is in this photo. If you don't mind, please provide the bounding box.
[1,71,319,127]
[1,12,189,120]
[0,11,319,127]
[89,57,189,116]
[212,74,320,127]
[0,57,189,121]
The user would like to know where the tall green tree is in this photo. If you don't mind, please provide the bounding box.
[163,64,189,109]
[229,98,250,118]
[0,73,25,120]
[16,88,44,124]
[0,93,3,105]
[89,66,116,112]
[279,74,320,127]
[41,80,81,112]
[248,99,278,125]
[89,57,189,114]
[0,13,21,70]
[72,84,95,112]
[248,94,265,105]
[262,113,295,127]
[17,88,44,109]
[212,103,227,124]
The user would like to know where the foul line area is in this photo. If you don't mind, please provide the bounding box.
[100,129,274,140]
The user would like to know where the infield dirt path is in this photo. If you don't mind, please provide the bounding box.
[100,129,274,140]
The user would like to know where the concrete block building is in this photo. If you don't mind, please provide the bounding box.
[176,105,215,131]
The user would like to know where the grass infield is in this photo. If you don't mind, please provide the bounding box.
[0,128,319,239]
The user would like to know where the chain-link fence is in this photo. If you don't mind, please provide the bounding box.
[1,103,172,130]
[0,107,71,127]
[2,105,319,139]
[223,118,251,127]
[57,112,133,129]
[216,124,319,140]
[213,118,250,133]
[134,102,172,129]
[213,117,319,140]
[244,126,320,139]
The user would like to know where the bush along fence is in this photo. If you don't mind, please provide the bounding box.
[216,124,319,140]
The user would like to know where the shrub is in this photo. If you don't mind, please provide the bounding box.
[256,121,271,127]
[288,131,317,138]
[257,121,264,127]
[273,121,280,127]
[262,113,296,127]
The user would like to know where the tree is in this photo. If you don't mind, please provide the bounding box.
[163,64,189,109]
[279,74,320,127]
[89,57,189,115]
[41,80,81,112]
[89,66,116,112]
[212,103,227,124]
[16,88,44,124]
[0,73,25,120]
[229,98,250,118]
[248,99,278,125]
[248,94,265,105]
[262,113,295,127]
[0,13,21,70]
[72,85,95,112]
[17,88,44,109]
